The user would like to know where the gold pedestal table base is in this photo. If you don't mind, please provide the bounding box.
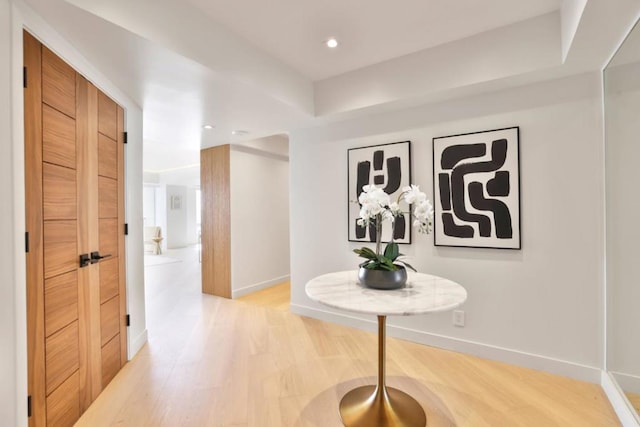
[339,316,426,427]
[305,271,467,426]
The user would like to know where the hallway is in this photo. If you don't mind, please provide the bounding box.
[73,247,619,426]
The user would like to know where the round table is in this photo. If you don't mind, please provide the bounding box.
[306,270,467,427]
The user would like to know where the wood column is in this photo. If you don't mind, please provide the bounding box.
[200,145,231,297]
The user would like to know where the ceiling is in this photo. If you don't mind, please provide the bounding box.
[182,0,561,80]
[20,0,640,173]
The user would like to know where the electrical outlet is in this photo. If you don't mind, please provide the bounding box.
[453,310,465,327]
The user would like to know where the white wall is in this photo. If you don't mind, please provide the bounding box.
[157,164,199,187]
[143,184,157,226]
[1,1,17,424]
[605,61,640,392]
[165,185,189,248]
[6,2,147,424]
[230,147,290,297]
[290,72,605,382]
[186,187,198,244]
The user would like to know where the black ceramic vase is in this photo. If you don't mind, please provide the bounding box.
[358,266,407,290]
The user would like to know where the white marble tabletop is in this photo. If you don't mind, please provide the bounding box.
[305,270,467,316]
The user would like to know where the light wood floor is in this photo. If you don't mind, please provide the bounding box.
[236,281,291,311]
[626,392,640,416]
[76,247,620,426]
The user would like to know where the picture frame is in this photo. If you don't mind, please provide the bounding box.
[432,127,521,249]
[348,141,412,244]
[170,195,182,210]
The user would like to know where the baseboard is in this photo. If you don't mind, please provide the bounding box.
[290,303,601,384]
[601,371,640,426]
[610,371,640,395]
[232,275,290,298]
[129,329,148,360]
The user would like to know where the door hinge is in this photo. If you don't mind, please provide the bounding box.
[126,314,130,327]
[123,131,128,144]
[23,67,27,88]
[25,232,29,253]
[27,395,32,417]
[124,223,128,235]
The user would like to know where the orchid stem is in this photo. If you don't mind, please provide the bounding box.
[375,214,382,256]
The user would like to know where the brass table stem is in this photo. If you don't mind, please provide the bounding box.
[338,315,427,427]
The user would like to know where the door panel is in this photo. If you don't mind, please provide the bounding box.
[43,105,76,169]
[99,219,118,257]
[42,47,75,119]
[101,336,120,387]
[99,258,119,304]
[98,134,117,179]
[75,75,102,411]
[43,163,76,220]
[100,296,119,347]
[44,271,78,338]
[98,177,117,219]
[97,91,117,140]
[43,221,77,279]
[46,372,80,427]
[45,321,79,396]
[25,30,46,427]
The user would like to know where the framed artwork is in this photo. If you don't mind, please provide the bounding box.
[433,127,521,249]
[348,141,412,244]
[170,195,182,210]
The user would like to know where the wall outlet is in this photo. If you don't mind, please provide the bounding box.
[453,310,465,327]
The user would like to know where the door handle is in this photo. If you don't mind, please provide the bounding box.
[79,253,91,268]
[90,251,112,264]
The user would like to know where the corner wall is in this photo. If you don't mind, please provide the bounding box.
[230,146,290,297]
[1,0,17,424]
[605,62,640,391]
[290,72,605,382]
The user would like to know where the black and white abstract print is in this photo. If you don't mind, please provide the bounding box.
[348,141,411,243]
[433,127,521,249]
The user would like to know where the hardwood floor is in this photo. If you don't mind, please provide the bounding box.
[236,281,290,311]
[76,247,620,426]
[626,392,640,417]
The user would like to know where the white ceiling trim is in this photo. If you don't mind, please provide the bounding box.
[561,0,588,62]
[314,13,562,117]
[62,0,315,114]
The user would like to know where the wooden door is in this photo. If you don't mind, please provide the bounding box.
[24,31,127,427]
[96,90,128,387]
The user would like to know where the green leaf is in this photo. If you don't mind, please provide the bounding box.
[397,260,417,272]
[354,247,377,260]
[383,242,399,261]
[380,257,399,270]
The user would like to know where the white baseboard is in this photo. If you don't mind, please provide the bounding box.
[601,371,640,426]
[290,303,601,384]
[129,329,148,360]
[610,371,640,395]
[232,275,290,298]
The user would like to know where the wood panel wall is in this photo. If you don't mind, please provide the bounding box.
[200,145,231,298]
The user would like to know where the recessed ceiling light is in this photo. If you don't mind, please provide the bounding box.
[203,125,214,130]
[326,38,338,48]
[231,130,248,136]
